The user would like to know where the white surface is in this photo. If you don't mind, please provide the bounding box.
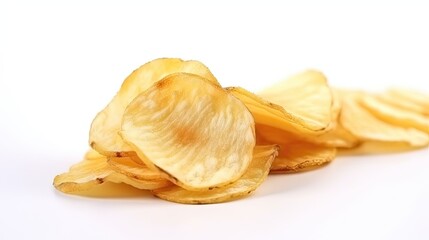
[1,1,429,240]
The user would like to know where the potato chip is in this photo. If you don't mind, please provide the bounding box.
[268,142,335,173]
[257,70,335,131]
[360,94,429,133]
[339,90,429,151]
[152,145,278,204]
[89,58,220,156]
[120,73,256,190]
[226,71,334,137]
[377,92,429,117]
[256,122,358,148]
[107,156,164,181]
[54,155,171,193]
[387,88,429,111]
[83,148,105,160]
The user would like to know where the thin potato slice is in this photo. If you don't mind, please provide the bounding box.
[89,58,220,156]
[120,73,256,190]
[258,70,335,132]
[339,91,429,151]
[269,142,336,173]
[107,156,165,181]
[256,122,358,148]
[83,148,105,160]
[359,94,429,133]
[54,155,171,193]
[152,145,278,204]
[226,82,333,138]
[387,88,429,111]
[378,92,429,117]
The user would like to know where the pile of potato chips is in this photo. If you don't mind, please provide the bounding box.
[54,58,429,204]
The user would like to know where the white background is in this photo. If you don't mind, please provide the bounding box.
[1,1,429,239]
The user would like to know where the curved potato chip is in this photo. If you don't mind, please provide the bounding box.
[152,145,278,204]
[258,70,335,132]
[83,148,105,160]
[339,91,429,151]
[89,58,220,156]
[120,73,255,190]
[54,155,170,193]
[338,141,425,155]
[256,122,358,148]
[107,156,164,181]
[226,83,333,138]
[360,94,429,133]
[387,88,429,110]
[269,142,336,173]
[378,92,429,117]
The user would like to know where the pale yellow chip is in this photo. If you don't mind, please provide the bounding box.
[120,73,256,191]
[89,58,220,156]
[257,70,335,132]
[378,92,429,117]
[387,88,429,112]
[152,145,278,204]
[54,155,171,193]
[339,90,429,152]
[360,94,429,133]
[268,142,336,173]
[226,71,334,137]
[107,156,165,181]
[256,122,358,148]
[83,148,105,160]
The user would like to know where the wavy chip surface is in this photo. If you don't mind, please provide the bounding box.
[152,145,278,204]
[120,73,256,190]
[108,156,164,181]
[258,70,335,132]
[387,88,429,111]
[378,92,429,117]
[226,72,334,137]
[89,58,219,156]
[53,155,171,193]
[339,91,429,151]
[360,94,429,133]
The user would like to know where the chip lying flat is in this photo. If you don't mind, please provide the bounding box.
[107,156,165,181]
[54,155,171,193]
[339,91,429,153]
[256,122,358,148]
[89,58,220,156]
[387,88,429,112]
[265,141,335,173]
[152,145,278,204]
[120,73,256,190]
[377,92,429,117]
[359,94,429,133]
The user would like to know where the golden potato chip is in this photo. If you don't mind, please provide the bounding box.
[269,142,336,173]
[54,155,171,193]
[120,73,256,190]
[83,148,105,160]
[152,145,278,204]
[360,94,429,133]
[256,122,358,148]
[107,156,164,181]
[377,92,429,117]
[257,70,335,132]
[89,58,220,156]
[339,91,429,151]
[387,88,429,111]
[338,141,425,155]
[226,71,334,137]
